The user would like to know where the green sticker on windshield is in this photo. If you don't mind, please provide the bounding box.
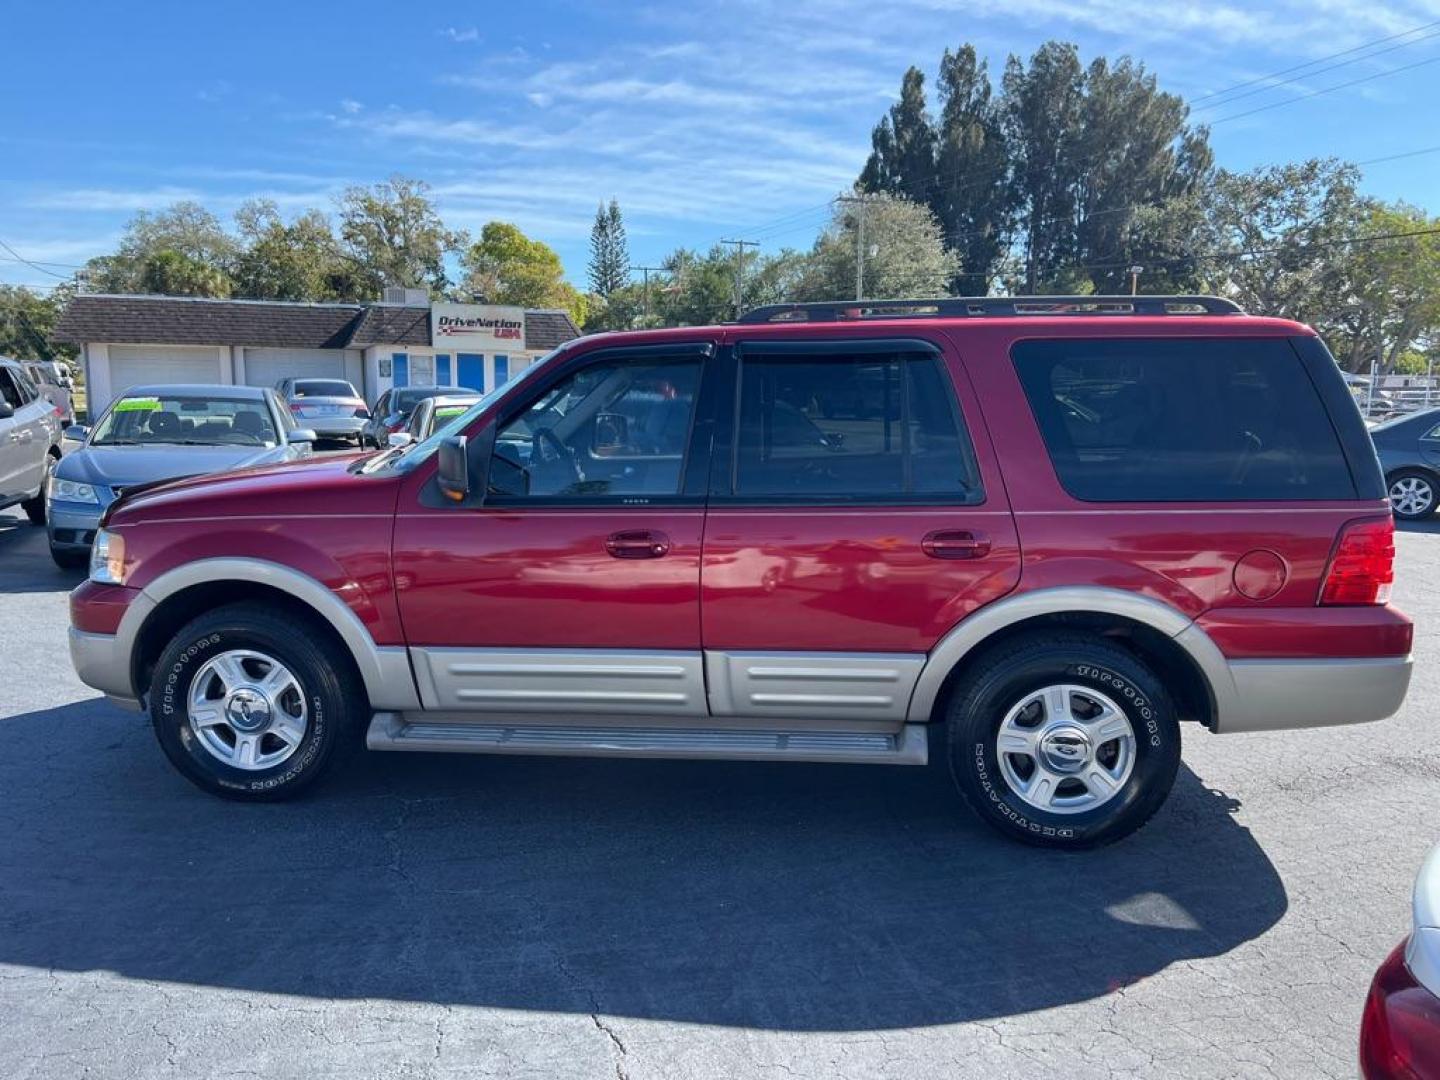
[114,397,161,412]
[435,406,468,419]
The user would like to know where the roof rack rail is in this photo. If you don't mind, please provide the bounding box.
[737,295,1244,324]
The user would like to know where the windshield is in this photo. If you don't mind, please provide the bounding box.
[379,349,560,474]
[293,380,356,398]
[91,394,279,447]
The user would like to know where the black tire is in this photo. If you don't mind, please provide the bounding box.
[148,603,365,801]
[50,545,88,570]
[1387,469,1438,521]
[20,451,56,525]
[946,633,1181,850]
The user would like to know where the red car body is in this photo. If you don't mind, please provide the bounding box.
[67,298,1414,843]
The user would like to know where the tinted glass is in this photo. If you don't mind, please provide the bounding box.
[0,368,21,408]
[732,352,980,500]
[1013,338,1356,502]
[490,358,701,499]
[293,380,356,398]
[91,394,279,446]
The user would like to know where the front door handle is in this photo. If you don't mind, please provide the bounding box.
[922,530,991,560]
[605,530,671,559]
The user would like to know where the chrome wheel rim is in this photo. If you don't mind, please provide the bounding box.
[1390,476,1434,517]
[996,684,1136,815]
[187,649,308,770]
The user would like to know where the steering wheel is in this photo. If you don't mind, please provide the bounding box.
[533,427,583,487]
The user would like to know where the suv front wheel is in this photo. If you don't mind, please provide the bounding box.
[149,604,364,800]
[946,634,1181,849]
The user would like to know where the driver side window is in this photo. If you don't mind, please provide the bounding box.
[489,357,702,499]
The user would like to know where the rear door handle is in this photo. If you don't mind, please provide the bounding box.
[605,530,672,559]
[921,530,991,560]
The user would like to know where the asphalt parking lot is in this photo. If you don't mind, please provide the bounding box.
[0,508,1436,1080]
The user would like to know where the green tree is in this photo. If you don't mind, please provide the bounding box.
[796,193,957,300]
[0,284,77,362]
[587,199,630,300]
[458,221,587,324]
[83,201,237,295]
[336,176,462,295]
[1196,158,1370,327]
[232,200,372,301]
[1325,202,1440,377]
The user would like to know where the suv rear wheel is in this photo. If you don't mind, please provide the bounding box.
[946,634,1181,849]
[148,603,364,800]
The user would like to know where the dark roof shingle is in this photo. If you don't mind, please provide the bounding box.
[54,293,583,352]
[54,294,363,348]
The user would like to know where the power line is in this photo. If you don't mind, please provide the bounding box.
[1190,18,1440,105]
[1191,26,1440,114]
[0,238,71,280]
[1209,52,1440,126]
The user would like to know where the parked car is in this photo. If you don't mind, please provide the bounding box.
[363,386,480,449]
[397,393,486,445]
[275,377,369,446]
[1360,841,1440,1079]
[21,360,75,425]
[67,296,1412,849]
[1370,407,1440,520]
[0,357,62,524]
[47,385,314,569]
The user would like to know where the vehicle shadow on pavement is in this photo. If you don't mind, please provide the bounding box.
[0,700,1287,1030]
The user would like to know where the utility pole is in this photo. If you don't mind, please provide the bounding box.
[719,239,759,319]
[1128,265,1144,296]
[630,264,664,324]
[836,195,871,299]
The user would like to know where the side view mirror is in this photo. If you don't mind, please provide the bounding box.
[288,429,318,445]
[592,411,630,454]
[437,435,469,502]
[387,431,414,449]
[0,401,14,421]
[63,423,90,442]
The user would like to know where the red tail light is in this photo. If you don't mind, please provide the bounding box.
[1321,517,1395,606]
[289,402,304,413]
[1361,941,1440,1079]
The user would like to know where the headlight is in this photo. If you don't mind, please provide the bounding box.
[49,476,100,504]
[89,529,127,585]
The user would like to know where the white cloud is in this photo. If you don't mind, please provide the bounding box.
[440,26,479,43]
[339,98,363,115]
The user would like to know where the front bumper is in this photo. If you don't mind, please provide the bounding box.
[1214,654,1413,733]
[69,626,141,710]
[47,501,103,550]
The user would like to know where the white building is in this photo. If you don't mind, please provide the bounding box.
[54,289,582,413]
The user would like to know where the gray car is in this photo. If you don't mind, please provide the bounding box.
[1370,406,1440,520]
[47,384,315,568]
[21,360,74,426]
[0,357,62,525]
[276,377,369,445]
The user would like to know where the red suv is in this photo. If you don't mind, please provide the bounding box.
[67,296,1413,848]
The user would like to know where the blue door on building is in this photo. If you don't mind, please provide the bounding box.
[436,354,452,386]
[458,353,484,392]
[494,354,509,387]
[393,353,409,388]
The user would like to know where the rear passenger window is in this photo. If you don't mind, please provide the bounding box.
[1013,338,1355,501]
[732,349,981,501]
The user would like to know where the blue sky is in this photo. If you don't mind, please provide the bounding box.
[2,0,1439,294]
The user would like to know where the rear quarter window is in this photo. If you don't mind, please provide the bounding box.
[1012,337,1357,502]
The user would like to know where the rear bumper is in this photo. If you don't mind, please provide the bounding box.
[302,417,366,437]
[1212,653,1412,733]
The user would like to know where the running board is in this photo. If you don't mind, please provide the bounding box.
[366,713,928,765]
